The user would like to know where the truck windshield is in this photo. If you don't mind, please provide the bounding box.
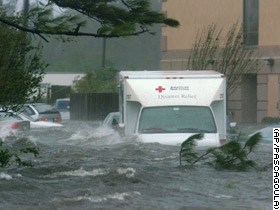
[138,106,217,134]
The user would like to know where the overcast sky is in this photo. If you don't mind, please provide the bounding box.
[3,0,65,16]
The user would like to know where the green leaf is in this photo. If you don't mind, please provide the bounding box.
[0,149,13,168]
[219,140,242,157]
[181,133,204,149]
[20,147,40,157]
[164,18,180,27]
[97,25,112,35]
[244,132,262,153]
[180,134,204,165]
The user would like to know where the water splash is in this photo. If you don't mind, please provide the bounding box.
[44,168,109,178]
[0,126,15,140]
[67,124,115,140]
[66,125,123,146]
[116,167,136,178]
[0,173,13,180]
[54,191,141,203]
[44,167,137,179]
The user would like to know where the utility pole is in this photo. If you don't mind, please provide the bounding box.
[23,0,29,14]
[101,2,107,68]
[23,0,29,27]
[102,38,106,68]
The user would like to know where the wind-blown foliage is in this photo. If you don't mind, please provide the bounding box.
[180,133,263,171]
[180,133,204,165]
[0,0,180,42]
[208,132,262,170]
[73,67,119,93]
[187,21,262,95]
[0,139,39,168]
[0,19,47,111]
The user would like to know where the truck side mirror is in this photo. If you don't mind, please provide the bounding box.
[230,122,237,127]
[229,122,238,134]
[118,123,125,128]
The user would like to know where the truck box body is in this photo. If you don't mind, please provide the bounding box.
[118,70,226,147]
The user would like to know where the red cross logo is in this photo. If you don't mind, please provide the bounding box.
[155,86,165,93]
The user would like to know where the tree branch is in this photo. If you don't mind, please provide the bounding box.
[0,17,150,42]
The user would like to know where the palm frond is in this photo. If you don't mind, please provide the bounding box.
[181,133,204,148]
[244,132,262,153]
[180,134,204,165]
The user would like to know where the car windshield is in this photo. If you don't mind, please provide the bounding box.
[103,112,119,127]
[138,106,217,134]
[18,113,36,122]
[33,104,59,114]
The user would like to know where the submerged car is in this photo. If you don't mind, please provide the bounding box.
[17,113,63,128]
[53,98,70,120]
[53,98,70,112]
[249,124,280,141]
[21,103,62,123]
[103,112,120,129]
[0,111,30,131]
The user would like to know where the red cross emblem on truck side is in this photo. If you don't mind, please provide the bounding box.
[155,86,165,93]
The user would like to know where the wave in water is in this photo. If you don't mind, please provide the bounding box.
[44,167,136,179]
[0,173,13,180]
[52,191,141,203]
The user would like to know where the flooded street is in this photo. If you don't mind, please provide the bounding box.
[0,121,273,210]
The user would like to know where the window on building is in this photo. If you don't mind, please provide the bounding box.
[243,0,259,46]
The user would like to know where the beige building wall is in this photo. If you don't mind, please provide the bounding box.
[162,0,243,51]
[267,75,279,117]
[161,0,280,123]
[259,0,280,46]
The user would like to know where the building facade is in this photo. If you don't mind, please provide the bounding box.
[161,0,280,123]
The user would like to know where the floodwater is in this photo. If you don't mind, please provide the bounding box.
[0,121,273,210]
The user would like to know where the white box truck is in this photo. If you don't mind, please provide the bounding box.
[118,70,227,147]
